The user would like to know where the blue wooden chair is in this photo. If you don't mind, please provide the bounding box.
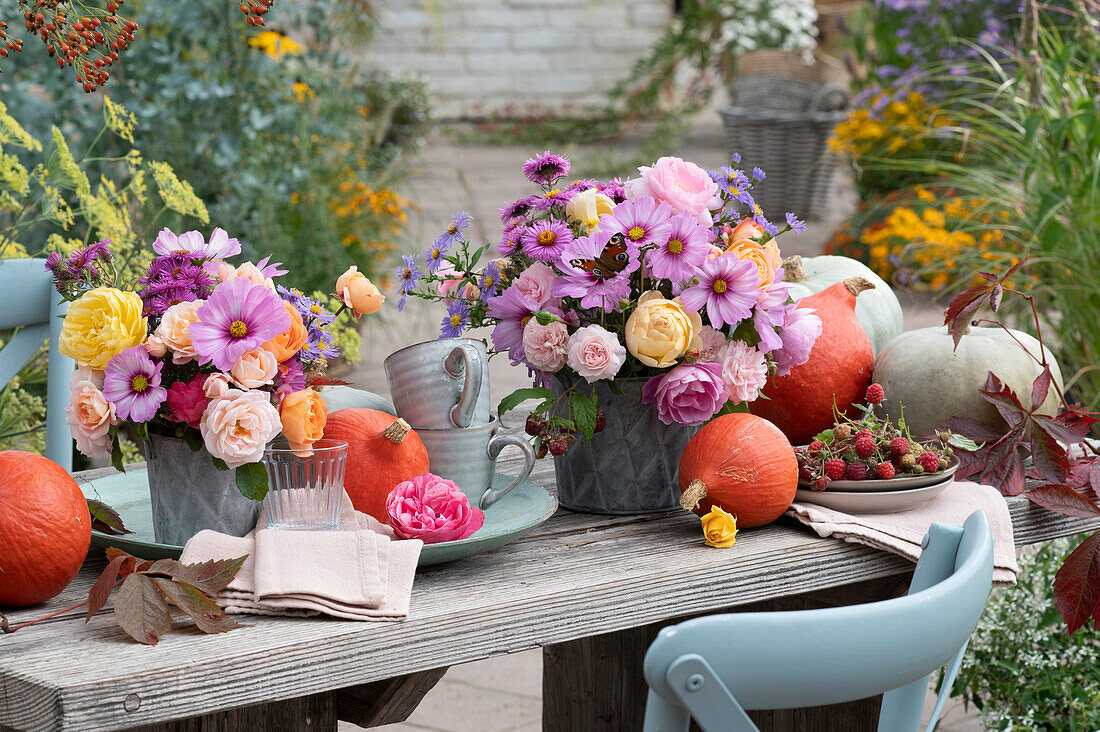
[0,259,74,470]
[643,510,994,732]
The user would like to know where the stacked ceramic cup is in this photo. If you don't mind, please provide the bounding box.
[383,338,535,511]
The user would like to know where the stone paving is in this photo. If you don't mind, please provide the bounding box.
[343,119,978,731]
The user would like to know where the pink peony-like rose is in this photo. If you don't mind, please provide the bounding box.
[164,374,209,428]
[230,347,279,389]
[627,157,719,226]
[203,372,232,398]
[200,388,282,468]
[512,262,557,309]
[386,473,485,543]
[522,320,569,372]
[695,325,728,362]
[566,324,626,383]
[65,366,118,459]
[716,340,768,404]
[641,362,727,426]
[155,300,203,364]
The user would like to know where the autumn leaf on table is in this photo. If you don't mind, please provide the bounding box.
[86,498,130,536]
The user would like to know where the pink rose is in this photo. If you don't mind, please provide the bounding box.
[65,366,118,459]
[641,362,726,426]
[154,300,202,364]
[386,473,485,543]
[513,262,557,309]
[522,320,569,372]
[695,326,728,362]
[627,157,719,226]
[203,372,232,398]
[566,324,626,383]
[200,388,282,468]
[164,374,209,428]
[436,262,479,301]
[717,340,768,404]
[144,336,168,358]
[230,347,278,389]
[208,261,277,291]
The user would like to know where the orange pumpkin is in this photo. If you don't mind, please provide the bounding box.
[0,451,91,607]
[751,277,875,445]
[678,413,797,528]
[322,409,429,521]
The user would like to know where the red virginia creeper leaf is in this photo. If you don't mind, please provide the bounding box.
[943,284,989,325]
[1053,531,1100,635]
[977,271,998,283]
[151,578,240,635]
[104,547,139,577]
[1031,365,1052,412]
[1035,412,1097,445]
[1030,422,1070,483]
[113,574,172,645]
[147,556,247,597]
[86,554,128,623]
[948,295,985,350]
[940,417,1005,442]
[1026,484,1100,518]
[87,499,130,536]
[306,375,350,388]
[979,372,1027,429]
[1090,462,1100,495]
[999,255,1029,282]
[981,437,1027,496]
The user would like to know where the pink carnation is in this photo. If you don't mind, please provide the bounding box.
[566,324,625,383]
[641,362,726,426]
[164,374,209,428]
[627,157,718,226]
[695,325,728,362]
[717,341,768,404]
[386,473,485,544]
[522,320,568,372]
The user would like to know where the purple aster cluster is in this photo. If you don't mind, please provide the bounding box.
[395,254,423,311]
[278,285,339,365]
[46,239,113,299]
[138,253,215,317]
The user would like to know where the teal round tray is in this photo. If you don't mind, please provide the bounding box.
[80,470,557,567]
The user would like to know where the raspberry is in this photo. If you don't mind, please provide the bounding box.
[814,476,830,492]
[547,437,569,456]
[911,464,925,474]
[939,457,950,471]
[918,451,941,473]
[535,439,548,460]
[594,411,607,433]
[845,462,868,480]
[875,461,896,480]
[855,428,873,441]
[889,437,911,456]
[824,459,847,481]
[525,414,544,436]
[799,465,814,481]
[855,435,876,458]
[866,383,885,405]
[899,454,917,470]
[808,439,826,454]
[833,424,852,441]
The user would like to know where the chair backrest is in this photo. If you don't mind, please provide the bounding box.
[0,259,74,470]
[643,511,994,732]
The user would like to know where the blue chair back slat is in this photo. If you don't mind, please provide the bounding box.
[643,511,995,732]
[0,259,74,470]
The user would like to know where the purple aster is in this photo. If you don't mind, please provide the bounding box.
[752,167,766,181]
[521,219,573,262]
[531,188,574,211]
[751,203,779,237]
[396,254,423,296]
[486,286,540,365]
[598,178,627,203]
[679,255,759,328]
[275,356,307,396]
[102,345,168,422]
[752,270,793,354]
[774,307,823,377]
[440,300,470,338]
[522,151,571,186]
[554,228,638,312]
[566,178,600,192]
[277,285,309,311]
[646,212,710,282]
[437,211,472,250]
[152,227,241,259]
[601,197,674,248]
[301,329,340,362]
[139,254,215,316]
[499,196,537,222]
[424,240,447,273]
[479,260,501,299]
[499,224,525,256]
[190,277,291,371]
[785,212,807,235]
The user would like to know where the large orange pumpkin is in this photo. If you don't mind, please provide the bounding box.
[0,451,91,607]
[322,409,429,522]
[751,278,875,445]
[678,413,797,528]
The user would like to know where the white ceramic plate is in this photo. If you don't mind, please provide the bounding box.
[793,479,950,514]
[798,456,959,493]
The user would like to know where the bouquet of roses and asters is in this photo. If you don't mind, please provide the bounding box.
[46,228,383,497]
[398,152,823,457]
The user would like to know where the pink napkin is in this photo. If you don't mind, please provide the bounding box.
[787,480,1019,586]
[180,492,422,620]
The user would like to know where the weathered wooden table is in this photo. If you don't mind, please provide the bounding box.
[2,457,1098,732]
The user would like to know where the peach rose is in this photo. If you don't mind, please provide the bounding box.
[155,300,203,364]
[203,372,232,398]
[625,291,702,368]
[65,366,118,459]
[627,157,719,225]
[726,217,764,242]
[726,238,782,289]
[335,265,385,316]
[144,335,168,358]
[279,388,329,451]
[261,301,308,362]
[200,389,282,468]
[210,261,276,291]
[230,348,279,389]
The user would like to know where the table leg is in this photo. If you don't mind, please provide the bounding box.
[339,668,448,728]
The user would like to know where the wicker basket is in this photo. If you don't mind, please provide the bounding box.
[719,51,850,221]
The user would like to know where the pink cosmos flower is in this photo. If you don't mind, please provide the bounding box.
[521,320,569,372]
[102,345,168,422]
[627,157,719,226]
[164,374,209,429]
[599,196,673,249]
[774,307,823,377]
[679,255,760,328]
[641,362,726,426]
[190,278,291,371]
[386,473,485,543]
[646,211,710,282]
[716,341,768,404]
[566,324,626,383]
[152,227,242,259]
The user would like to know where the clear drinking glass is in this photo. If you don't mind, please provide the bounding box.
[261,438,348,530]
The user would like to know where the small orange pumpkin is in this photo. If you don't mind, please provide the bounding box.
[678,413,797,528]
[322,409,429,522]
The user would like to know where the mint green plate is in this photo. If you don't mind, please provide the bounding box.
[80,470,558,567]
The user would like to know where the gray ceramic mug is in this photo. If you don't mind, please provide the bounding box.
[383,338,491,428]
[416,417,535,510]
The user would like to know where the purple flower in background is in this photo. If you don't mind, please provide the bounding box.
[641,362,727,426]
[190,278,291,370]
[486,286,541,364]
[522,151,571,186]
[479,260,501,299]
[774,307,823,377]
[679,256,759,328]
[440,300,470,338]
[752,271,793,354]
[521,219,573,262]
[46,239,114,297]
[499,224,525,256]
[785,212,807,235]
[752,167,766,181]
[601,196,674,248]
[139,253,215,316]
[102,345,168,422]
[646,212,710,282]
[555,228,639,312]
[598,178,627,203]
[152,227,241,260]
[499,196,536,222]
[275,356,307,397]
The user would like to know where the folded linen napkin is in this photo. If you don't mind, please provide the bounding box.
[787,480,1019,586]
[180,492,422,619]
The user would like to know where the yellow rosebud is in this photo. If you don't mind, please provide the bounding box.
[565,188,614,233]
[701,506,738,548]
[335,265,385,316]
[59,286,147,369]
[624,291,701,368]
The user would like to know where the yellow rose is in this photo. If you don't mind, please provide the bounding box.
[726,238,782,289]
[59,287,147,369]
[565,188,615,233]
[701,506,738,548]
[624,291,701,368]
[335,265,385,316]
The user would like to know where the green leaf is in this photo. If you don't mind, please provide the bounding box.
[131,422,149,442]
[147,556,248,596]
[113,574,172,645]
[211,456,230,471]
[715,400,750,418]
[234,462,269,501]
[948,433,981,452]
[151,577,240,635]
[497,387,555,416]
[814,428,835,444]
[87,499,130,535]
[183,429,205,453]
[110,430,124,473]
[573,393,597,440]
[608,381,625,396]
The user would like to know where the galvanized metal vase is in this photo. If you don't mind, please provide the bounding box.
[145,434,261,545]
[551,376,700,515]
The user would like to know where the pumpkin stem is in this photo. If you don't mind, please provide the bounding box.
[843,277,876,297]
[383,418,412,444]
[680,479,709,513]
[782,255,806,283]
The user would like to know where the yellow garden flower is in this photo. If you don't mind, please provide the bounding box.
[701,506,739,548]
[248,31,303,61]
[59,287,147,369]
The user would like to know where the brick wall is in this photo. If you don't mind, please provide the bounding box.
[359,0,674,119]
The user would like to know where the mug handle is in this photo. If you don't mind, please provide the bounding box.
[444,345,484,428]
[481,434,536,509]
